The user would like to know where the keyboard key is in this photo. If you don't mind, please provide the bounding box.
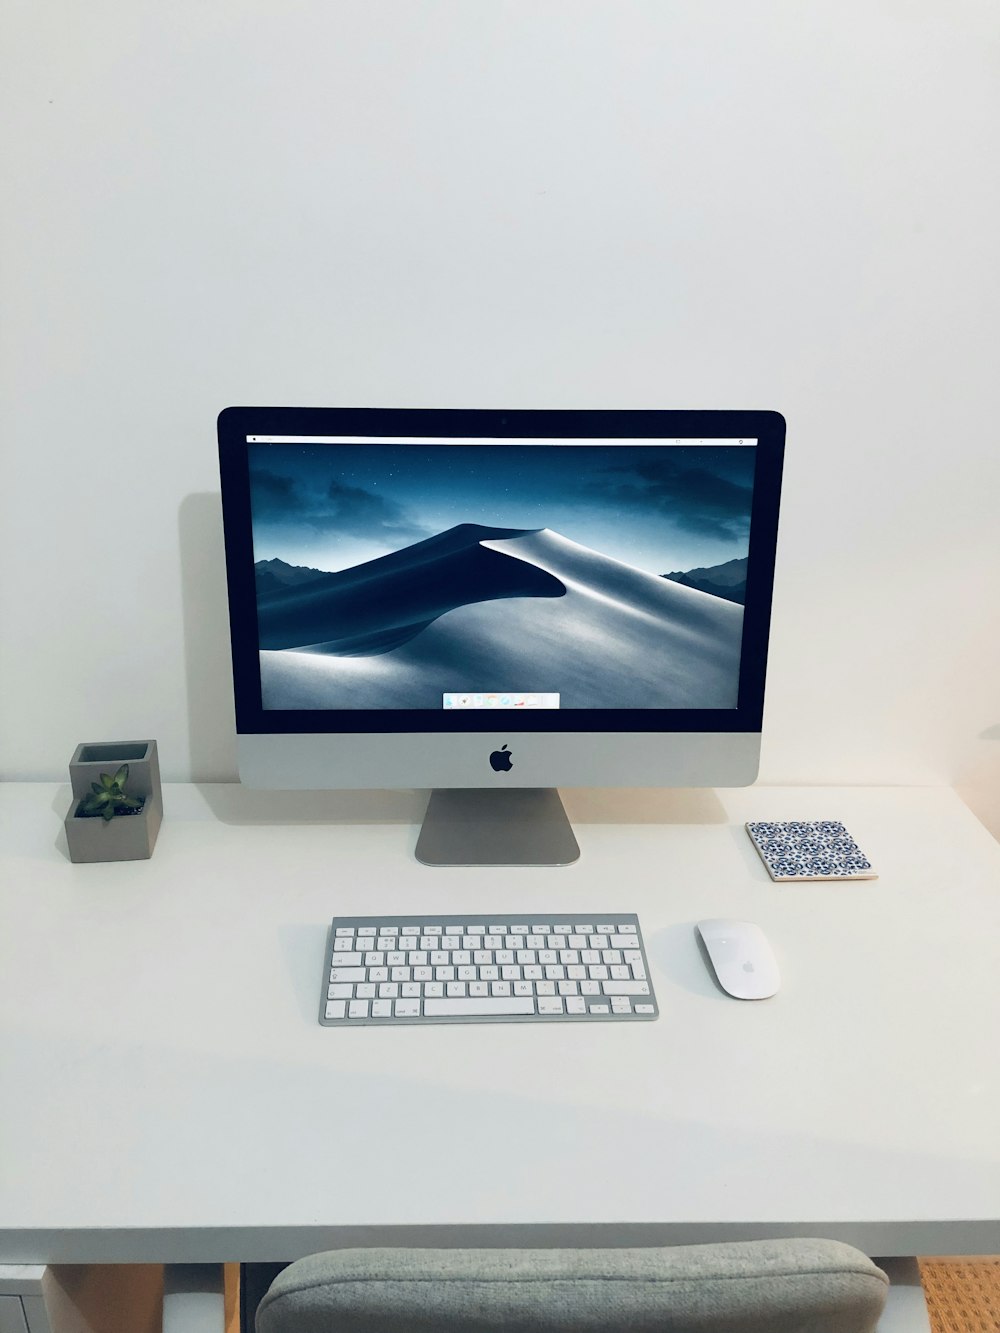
[348,1000,369,1019]
[611,997,632,1014]
[325,1000,346,1019]
[395,1000,420,1017]
[589,1003,611,1014]
[635,1004,655,1014]
[566,997,587,1014]
[424,998,535,1017]
[538,997,564,1015]
[602,981,651,996]
[327,983,354,999]
[330,967,366,982]
[372,1000,392,1017]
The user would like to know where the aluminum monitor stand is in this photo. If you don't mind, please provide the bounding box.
[415,788,580,867]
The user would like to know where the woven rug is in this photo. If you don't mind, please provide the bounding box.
[919,1259,1000,1333]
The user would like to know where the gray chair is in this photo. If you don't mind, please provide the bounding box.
[254,1239,891,1333]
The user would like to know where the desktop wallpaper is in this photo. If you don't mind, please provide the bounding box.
[248,441,755,710]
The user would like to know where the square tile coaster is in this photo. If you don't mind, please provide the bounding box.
[745,820,878,881]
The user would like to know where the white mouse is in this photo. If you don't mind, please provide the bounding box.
[696,919,780,999]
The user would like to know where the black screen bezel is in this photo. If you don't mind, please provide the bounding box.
[218,407,784,735]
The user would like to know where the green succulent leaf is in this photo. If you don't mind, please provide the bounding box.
[117,795,142,810]
[100,771,115,790]
[113,764,129,788]
[101,804,116,821]
[91,781,106,795]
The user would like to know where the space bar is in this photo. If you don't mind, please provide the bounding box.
[423,998,536,1017]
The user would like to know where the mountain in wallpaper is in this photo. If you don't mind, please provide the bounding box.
[662,556,748,605]
[254,524,744,710]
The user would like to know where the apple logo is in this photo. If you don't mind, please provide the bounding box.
[490,744,513,772]
[742,961,755,973]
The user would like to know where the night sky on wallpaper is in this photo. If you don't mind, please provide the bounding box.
[247,442,756,576]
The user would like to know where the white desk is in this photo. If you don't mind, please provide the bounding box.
[1,782,999,1264]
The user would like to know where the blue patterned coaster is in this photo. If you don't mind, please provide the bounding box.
[745,820,877,881]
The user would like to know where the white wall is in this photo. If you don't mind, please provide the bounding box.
[2,2,999,819]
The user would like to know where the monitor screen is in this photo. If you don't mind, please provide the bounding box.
[218,408,784,822]
[249,438,754,715]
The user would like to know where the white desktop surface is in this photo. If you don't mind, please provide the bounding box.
[1,782,999,1263]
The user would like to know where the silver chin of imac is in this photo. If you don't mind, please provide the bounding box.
[237,731,761,868]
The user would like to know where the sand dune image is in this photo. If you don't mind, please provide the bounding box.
[258,525,744,710]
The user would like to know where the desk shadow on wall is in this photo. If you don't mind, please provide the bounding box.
[179,493,239,782]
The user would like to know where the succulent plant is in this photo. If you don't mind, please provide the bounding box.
[78,764,144,822]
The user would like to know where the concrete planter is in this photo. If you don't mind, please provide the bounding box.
[65,739,163,863]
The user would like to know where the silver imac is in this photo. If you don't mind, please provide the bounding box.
[218,408,784,866]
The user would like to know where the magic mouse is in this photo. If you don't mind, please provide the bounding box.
[696,919,780,999]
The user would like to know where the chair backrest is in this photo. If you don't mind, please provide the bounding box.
[255,1238,889,1333]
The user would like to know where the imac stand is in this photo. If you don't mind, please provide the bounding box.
[415,788,581,867]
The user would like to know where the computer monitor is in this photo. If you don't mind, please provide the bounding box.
[218,408,784,866]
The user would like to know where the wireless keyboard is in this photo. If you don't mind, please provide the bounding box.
[320,913,658,1026]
